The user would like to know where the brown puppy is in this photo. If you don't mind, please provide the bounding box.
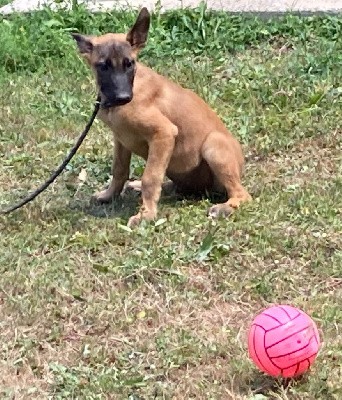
[72,8,251,227]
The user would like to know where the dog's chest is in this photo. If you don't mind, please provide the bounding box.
[99,109,148,159]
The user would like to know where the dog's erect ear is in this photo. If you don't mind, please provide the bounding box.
[71,33,93,54]
[126,7,150,51]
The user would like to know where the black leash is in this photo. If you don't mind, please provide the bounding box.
[1,95,101,215]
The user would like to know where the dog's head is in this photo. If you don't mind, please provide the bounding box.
[72,8,150,109]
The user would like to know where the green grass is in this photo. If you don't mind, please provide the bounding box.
[0,5,341,399]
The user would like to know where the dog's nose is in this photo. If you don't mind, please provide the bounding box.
[102,94,132,108]
[115,93,132,105]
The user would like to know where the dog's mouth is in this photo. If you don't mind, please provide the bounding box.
[101,96,133,109]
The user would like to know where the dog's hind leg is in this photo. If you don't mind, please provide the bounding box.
[201,131,251,218]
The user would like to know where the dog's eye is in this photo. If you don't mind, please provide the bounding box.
[123,58,135,69]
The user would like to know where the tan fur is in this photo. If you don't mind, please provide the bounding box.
[74,9,251,227]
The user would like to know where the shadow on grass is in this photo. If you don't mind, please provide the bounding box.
[242,371,335,399]
[248,371,283,395]
[70,183,227,220]
[70,191,140,220]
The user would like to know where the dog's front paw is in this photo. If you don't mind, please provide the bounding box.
[92,188,115,203]
[127,208,157,228]
[127,213,143,228]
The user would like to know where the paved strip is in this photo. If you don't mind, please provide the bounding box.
[1,0,342,15]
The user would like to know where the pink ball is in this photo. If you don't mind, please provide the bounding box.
[248,305,321,378]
